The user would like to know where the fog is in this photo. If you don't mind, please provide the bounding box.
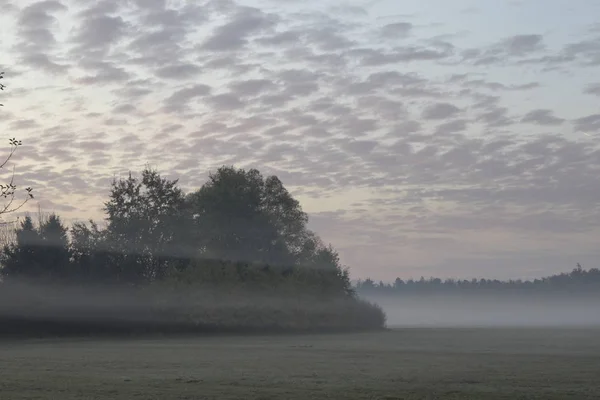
[0,280,296,323]
[0,280,383,337]
[364,295,600,328]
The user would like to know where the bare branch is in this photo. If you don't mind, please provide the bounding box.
[0,72,34,220]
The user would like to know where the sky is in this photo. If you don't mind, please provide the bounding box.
[1,0,600,282]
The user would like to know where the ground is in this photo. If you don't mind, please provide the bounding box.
[1,328,600,399]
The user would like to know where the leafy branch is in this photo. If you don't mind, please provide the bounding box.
[0,72,34,223]
[0,71,5,106]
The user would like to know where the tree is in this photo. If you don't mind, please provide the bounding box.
[0,215,41,279]
[37,214,71,280]
[0,214,70,281]
[70,220,112,282]
[0,71,33,223]
[184,166,354,295]
[187,166,310,266]
[103,168,191,282]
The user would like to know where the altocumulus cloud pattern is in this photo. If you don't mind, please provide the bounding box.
[1,0,600,280]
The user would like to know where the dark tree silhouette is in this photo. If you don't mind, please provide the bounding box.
[69,220,112,282]
[188,166,329,267]
[186,166,298,266]
[103,169,192,283]
[0,216,41,279]
[37,214,71,280]
[0,214,69,281]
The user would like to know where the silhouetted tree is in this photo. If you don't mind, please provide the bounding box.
[70,220,112,282]
[187,166,333,266]
[1,216,44,280]
[37,214,71,279]
[187,167,297,265]
[103,169,191,283]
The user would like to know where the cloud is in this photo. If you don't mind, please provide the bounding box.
[256,30,302,46]
[500,34,545,56]
[461,34,546,66]
[230,79,278,97]
[477,106,515,127]
[583,83,600,96]
[352,46,452,66]
[422,103,461,120]
[521,109,565,126]
[21,53,69,74]
[380,22,412,39]
[71,15,128,53]
[163,84,212,113]
[306,27,357,51]
[155,64,202,80]
[17,1,67,50]
[13,0,68,74]
[563,36,600,66]
[573,114,600,133]
[435,119,468,134]
[2,0,600,280]
[208,93,245,110]
[201,7,279,51]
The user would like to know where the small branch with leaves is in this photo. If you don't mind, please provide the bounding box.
[0,71,5,106]
[0,139,34,221]
[0,72,34,223]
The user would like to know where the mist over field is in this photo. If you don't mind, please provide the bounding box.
[363,294,600,328]
[0,279,385,337]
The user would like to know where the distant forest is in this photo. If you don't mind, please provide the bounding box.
[355,264,600,296]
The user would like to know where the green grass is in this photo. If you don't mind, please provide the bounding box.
[1,328,600,399]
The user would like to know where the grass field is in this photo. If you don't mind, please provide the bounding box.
[1,328,600,399]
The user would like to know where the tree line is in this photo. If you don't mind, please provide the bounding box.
[355,263,600,296]
[1,167,349,288]
[0,167,386,336]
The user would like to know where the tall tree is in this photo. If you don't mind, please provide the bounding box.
[186,164,349,291]
[0,214,71,281]
[187,166,309,266]
[103,169,191,282]
[37,214,71,280]
[0,215,43,279]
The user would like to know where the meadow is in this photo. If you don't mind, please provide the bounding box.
[2,328,599,399]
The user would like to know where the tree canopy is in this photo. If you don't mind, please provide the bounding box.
[0,166,351,294]
[187,166,313,267]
